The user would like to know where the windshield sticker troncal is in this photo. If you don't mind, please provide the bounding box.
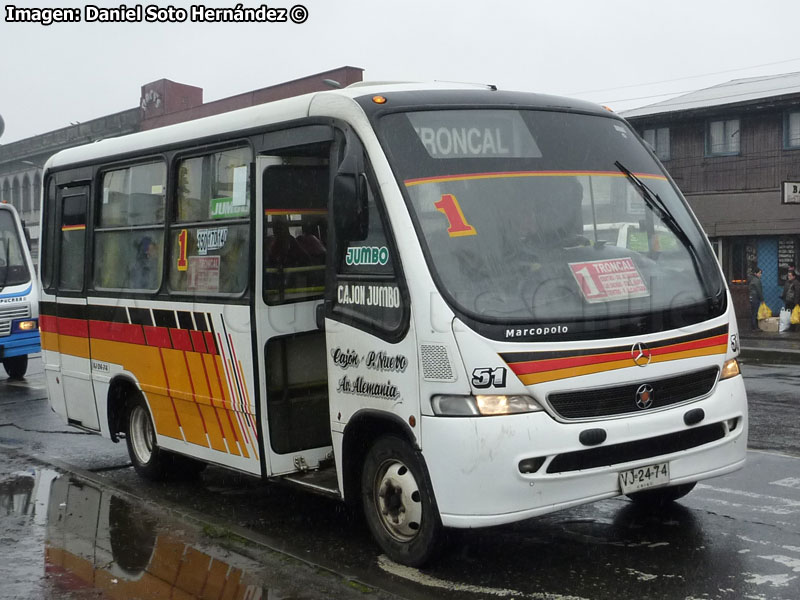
[569,258,649,303]
[500,325,729,386]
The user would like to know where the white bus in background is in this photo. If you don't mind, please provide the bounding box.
[38,82,747,566]
[0,202,40,379]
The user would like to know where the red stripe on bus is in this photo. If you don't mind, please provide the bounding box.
[650,334,729,358]
[190,330,207,354]
[143,326,172,348]
[169,328,193,352]
[56,317,88,338]
[39,315,58,333]
[204,331,218,355]
[508,350,630,376]
[89,320,146,345]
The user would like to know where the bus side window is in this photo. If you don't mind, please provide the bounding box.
[58,193,87,292]
[263,163,329,305]
[339,179,395,277]
[93,162,166,292]
[41,179,56,290]
[331,159,407,338]
[169,147,251,296]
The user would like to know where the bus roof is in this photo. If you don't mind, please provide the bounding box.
[45,82,610,171]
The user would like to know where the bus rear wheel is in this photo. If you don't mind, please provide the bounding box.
[626,482,697,507]
[126,395,171,481]
[2,355,28,380]
[361,436,444,567]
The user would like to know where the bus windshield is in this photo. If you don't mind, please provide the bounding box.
[0,208,30,288]
[378,108,724,331]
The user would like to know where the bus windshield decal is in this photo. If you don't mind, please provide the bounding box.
[407,110,541,159]
[569,258,650,304]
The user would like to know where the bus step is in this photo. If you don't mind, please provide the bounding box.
[281,467,340,498]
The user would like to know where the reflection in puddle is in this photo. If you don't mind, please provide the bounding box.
[0,468,272,599]
[45,475,270,599]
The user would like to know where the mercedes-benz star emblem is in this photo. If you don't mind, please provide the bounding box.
[631,342,652,367]
[636,384,654,410]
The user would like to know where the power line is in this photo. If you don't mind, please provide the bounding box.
[569,57,800,96]
[609,80,800,112]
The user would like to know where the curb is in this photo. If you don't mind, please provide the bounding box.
[739,346,800,364]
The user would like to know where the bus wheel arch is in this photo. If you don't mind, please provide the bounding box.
[342,411,445,566]
[107,376,140,443]
[341,411,417,509]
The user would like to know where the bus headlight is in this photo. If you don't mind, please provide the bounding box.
[12,319,38,332]
[431,394,543,416]
[720,358,740,380]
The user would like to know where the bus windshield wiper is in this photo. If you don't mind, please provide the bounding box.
[613,161,723,309]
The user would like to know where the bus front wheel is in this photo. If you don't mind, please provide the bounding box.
[361,435,444,567]
[2,355,28,379]
[626,482,697,507]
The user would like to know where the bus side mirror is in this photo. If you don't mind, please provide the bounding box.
[23,227,32,250]
[333,172,369,242]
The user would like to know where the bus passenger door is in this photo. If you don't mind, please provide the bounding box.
[254,154,333,476]
[54,186,100,430]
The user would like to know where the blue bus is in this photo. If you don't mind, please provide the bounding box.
[0,202,40,379]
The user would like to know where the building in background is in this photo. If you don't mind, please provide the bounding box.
[0,66,363,261]
[623,72,800,321]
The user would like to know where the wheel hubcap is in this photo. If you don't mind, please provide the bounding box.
[130,405,154,464]
[374,460,423,541]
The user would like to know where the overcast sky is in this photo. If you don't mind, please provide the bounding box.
[2,0,799,144]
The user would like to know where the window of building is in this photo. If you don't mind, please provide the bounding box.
[93,161,166,291]
[784,111,800,149]
[21,175,31,214]
[728,237,757,285]
[706,118,740,156]
[643,127,670,160]
[169,146,251,296]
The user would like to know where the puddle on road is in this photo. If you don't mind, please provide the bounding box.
[0,458,362,599]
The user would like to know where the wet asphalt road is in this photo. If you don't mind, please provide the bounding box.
[1,356,799,600]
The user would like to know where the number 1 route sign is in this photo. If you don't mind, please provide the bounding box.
[568,258,650,303]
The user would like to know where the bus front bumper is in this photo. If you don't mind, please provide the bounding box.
[0,330,41,359]
[420,375,748,529]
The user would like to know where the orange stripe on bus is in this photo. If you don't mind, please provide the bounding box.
[404,171,667,187]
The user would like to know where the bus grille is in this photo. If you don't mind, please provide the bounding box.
[546,422,727,473]
[0,304,31,337]
[547,367,719,420]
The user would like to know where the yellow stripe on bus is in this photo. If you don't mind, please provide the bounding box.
[148,393,183,440]
[57,334,90,359]
[47,333,259,457]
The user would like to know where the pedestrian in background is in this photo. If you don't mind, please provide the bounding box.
[748,266,764,331]
[782,269,800,310]
[782,270,800,331]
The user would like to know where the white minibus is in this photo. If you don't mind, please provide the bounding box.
[39,82,747,566]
